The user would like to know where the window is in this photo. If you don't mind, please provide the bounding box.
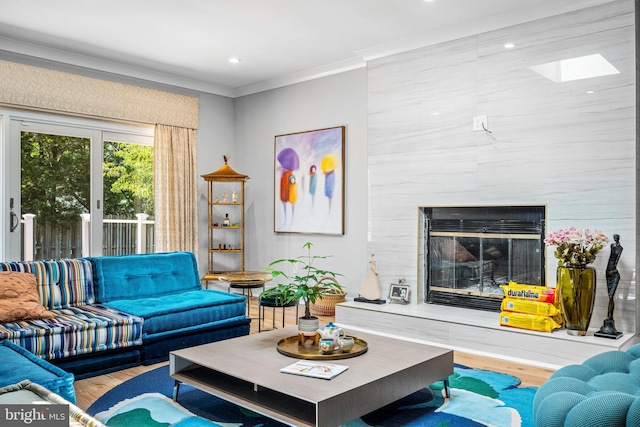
[102,140,154,255]
[1,110,153,261]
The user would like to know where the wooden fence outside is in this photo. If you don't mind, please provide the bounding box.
[21,215,154,260]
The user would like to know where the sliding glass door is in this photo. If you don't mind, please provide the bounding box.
[3,113,153,261]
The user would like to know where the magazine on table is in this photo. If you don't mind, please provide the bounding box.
[280,360,348,380]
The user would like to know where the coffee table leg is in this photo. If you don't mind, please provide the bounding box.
[444,378,450,398]
[173,380,181,401]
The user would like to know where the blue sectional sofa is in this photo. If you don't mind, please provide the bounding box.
[89,252,250,365]
[0,340,75,403]
[0,251,250,380]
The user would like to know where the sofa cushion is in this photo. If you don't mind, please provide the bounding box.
[0,272,54,322]
[89,252,201,303]
[0,340,75,403]
[104,289,247,336]
[0,259,95,309]
[0,304,143,361]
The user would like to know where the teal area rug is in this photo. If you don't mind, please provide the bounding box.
[87,364,537,427]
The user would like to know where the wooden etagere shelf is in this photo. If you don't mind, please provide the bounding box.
[201,158,249,287]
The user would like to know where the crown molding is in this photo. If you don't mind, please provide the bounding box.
[235,0,617,97]
[0,36,234,98]
[232,57,366,98]
[0,0,617,99]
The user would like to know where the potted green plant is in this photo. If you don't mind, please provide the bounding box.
[261,242,344,335]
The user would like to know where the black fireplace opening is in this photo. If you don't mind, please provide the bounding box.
[422,206,546,312]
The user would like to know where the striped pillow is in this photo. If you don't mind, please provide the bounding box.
[0,259,95,310]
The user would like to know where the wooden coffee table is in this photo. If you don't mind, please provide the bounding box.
[170,326,453,427]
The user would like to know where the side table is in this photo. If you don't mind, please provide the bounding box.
[217,271,272,319]
[258,296,299,332]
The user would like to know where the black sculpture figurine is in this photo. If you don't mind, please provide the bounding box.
[595,234,623,339]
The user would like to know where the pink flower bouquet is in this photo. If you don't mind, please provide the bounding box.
[544,227,609,267]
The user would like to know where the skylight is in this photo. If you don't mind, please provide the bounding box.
[528,54,619,83]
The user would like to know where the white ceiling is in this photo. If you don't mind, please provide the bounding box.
[0,0,614,98]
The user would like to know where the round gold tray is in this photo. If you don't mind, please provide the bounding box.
[276,335,368,360]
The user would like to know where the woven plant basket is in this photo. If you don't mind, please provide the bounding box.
[310,278,347,316]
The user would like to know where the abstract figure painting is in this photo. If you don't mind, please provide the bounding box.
[274,126,345,234]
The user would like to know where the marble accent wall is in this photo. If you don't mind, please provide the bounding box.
[367,1,636,332]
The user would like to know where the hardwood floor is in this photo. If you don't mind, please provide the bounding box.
[74,297,555,411]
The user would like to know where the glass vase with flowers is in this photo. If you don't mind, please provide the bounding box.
[544,227,609,336]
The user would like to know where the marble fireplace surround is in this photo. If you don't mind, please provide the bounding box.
[362,0,637,368]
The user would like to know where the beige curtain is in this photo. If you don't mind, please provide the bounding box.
[154,124,199,254]
[0,59,199,129]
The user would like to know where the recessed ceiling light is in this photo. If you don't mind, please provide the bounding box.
[586,90,595,94]
[504,43,515,49]
[229,57,241,64]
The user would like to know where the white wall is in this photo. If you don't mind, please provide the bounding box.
[195,93,236,272]
[227,70,369,298]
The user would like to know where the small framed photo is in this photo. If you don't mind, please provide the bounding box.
[389,281,410,304]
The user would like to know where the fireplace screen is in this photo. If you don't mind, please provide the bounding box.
[422,206,545,311]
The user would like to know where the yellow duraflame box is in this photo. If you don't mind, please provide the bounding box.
[501,297,561,317]
[501,281,557,303]
[499,311,562,332]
